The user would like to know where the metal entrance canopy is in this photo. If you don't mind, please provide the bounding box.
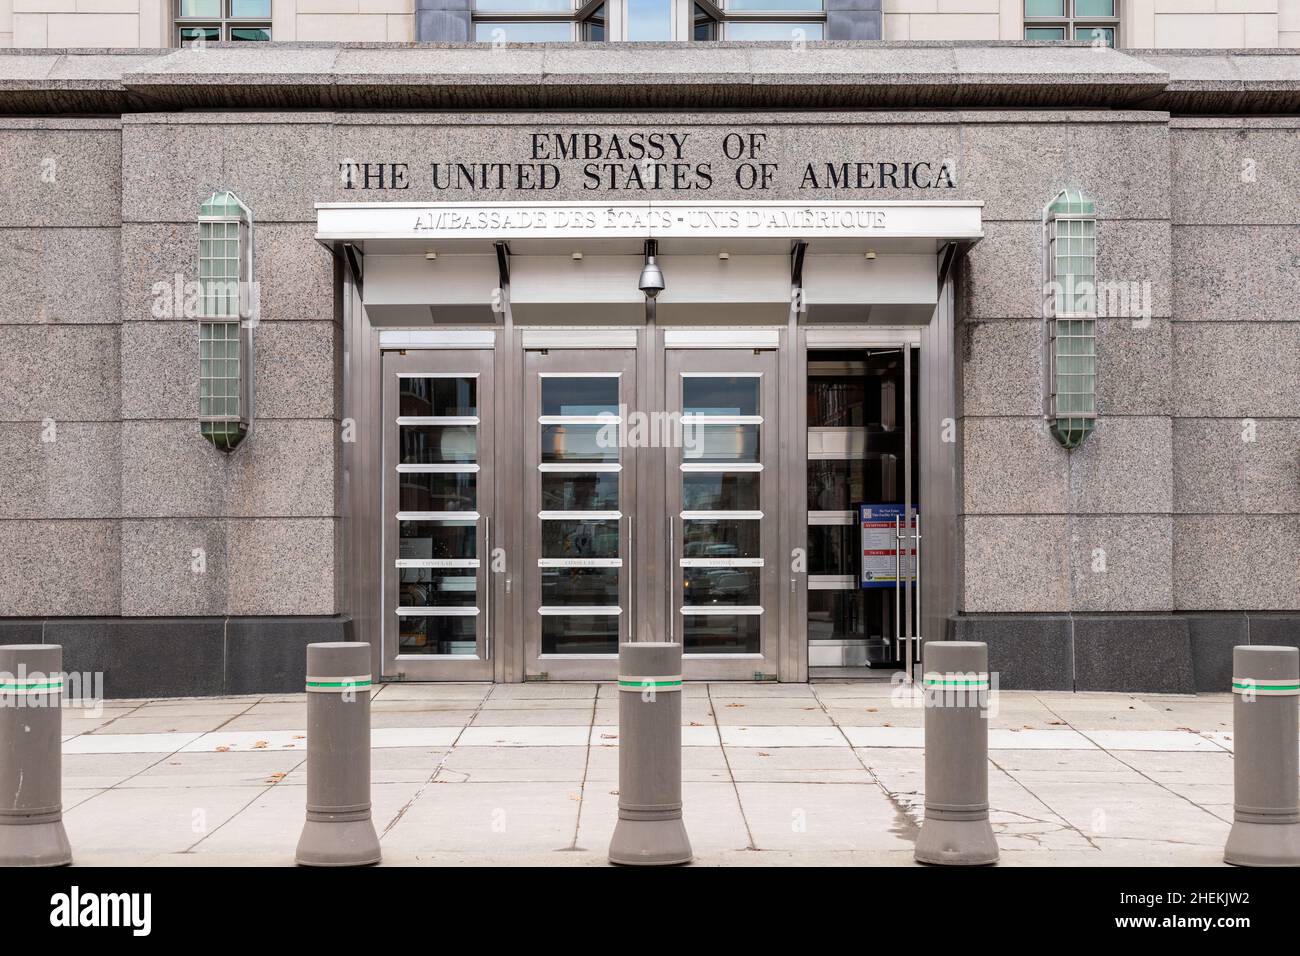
[317,200,984,326]
[315,200,985,255]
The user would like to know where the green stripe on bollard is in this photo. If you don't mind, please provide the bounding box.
[305,675,373,693]
[1231,679,1300,696]
[0,679,63,693]
[923,672,990,690]
[617,676,683,691]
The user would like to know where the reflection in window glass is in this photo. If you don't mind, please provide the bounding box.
[178,0,220,15]
[542,568,619,605]
[401,377,476,417]
[683,424,759,463]
[400,615,476,655]
[400,424,477,464]
[543,615,617,655]
[180,26,219,44]
[399,473,477,512]
[683,472,760,511]
[683,568,760,607]
[583,2,606,39]
[474,0,571,9]
[542,423,619,463]
[683,376,759,416]
[726,21,823,40]
[542,377,618,416]
[1074,0,1115,15]
[542,472,619,511]
[229,27,271,40]
[692,3,717,39]
[728,0,823,8]
[682,519,761,559]
[683,614,760,654]
[1075,25,1114,46]
[399,519,477,561]
[229,0,272,16]
[626,0,672,40]
[401,569,478,609]
[1024,0,1065,15]
[542,519,620,559]
[1024,26,1066,40]
[474,20,573,40]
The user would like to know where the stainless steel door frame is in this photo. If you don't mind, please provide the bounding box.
[664,346,781,681]
[381,348,495,681]
[522,348,638,680]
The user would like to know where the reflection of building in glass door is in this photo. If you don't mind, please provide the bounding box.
[382,350,494,681]
[525,351,637,678]
[680,374,765,652]
[806,349,917,669]
[539,374,623,653]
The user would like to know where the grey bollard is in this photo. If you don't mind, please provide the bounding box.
[0,644,72,867]
[1224,645,1300,867]
[295,642,381,867]
[608,642,692,866]
[914,641,999,866]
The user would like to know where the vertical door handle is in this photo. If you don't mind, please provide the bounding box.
[484,515,491,660]
[628,514,635,642]
[668,516,675,642]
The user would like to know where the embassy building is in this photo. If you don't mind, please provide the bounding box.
[1,10,1299,698]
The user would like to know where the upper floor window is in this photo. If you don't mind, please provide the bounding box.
[176,0,272,45]
[473,0,824,42]
[1024,0,1118,48]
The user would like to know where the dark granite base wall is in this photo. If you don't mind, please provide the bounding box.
[0,617,350,698]
[948,612,1299,693]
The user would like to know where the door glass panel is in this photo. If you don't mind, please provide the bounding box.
[682,519,761,559]
[400,425,476,464]
[401,377,476,416]
[683,425,759,462]
[542,519,620,559]
[387,363,486,668]
[399,472,477,511]
[677,372,765,656]
[400,518,477,560]
[683,568,760,606]
[682,614,760,654]
[400,569,478,608]
[400,616,476,656]
[807,524,857,576]
[541,472,619,511]
[542,376,619,416]
[683,376,759,416]
[682,472,760,511]
[541,423,620,463]
[542,567,620,605]
[806,349,918,669]
[535,372,626,659]
[543,616,618,655]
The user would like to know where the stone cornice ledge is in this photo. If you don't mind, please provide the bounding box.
[0,41,1294,116]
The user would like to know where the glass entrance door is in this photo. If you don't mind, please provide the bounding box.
[665,348,780,679]
[523,349,638,679]
[381,349,494,680]
[806,346,919,674]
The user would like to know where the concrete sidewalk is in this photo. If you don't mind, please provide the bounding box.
[53,681,1265,866]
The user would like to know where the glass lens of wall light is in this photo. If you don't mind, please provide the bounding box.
[1047,191,1096,450]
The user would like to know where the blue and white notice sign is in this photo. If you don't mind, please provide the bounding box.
[859,504,917,589]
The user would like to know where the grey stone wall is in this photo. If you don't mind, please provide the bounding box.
[1168,117,1300,612]
[118,113,342,617]
[0,118,123,617]
[950,113,1175,619]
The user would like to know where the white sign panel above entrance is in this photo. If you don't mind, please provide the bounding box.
[316,201,984,244]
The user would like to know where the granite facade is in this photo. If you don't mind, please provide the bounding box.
[0,63,1295,692]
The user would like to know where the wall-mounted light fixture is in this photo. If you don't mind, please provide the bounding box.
[198,190,255,452]
[1043,188,1097,450]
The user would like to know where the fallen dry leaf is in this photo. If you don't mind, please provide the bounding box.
[757,752,770,757]
[865,707,878,713]
[267,772,286,783]
[252,740,268,749]
[601,733,617,739]
[726,703,745,708]
[215,745,230,753]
